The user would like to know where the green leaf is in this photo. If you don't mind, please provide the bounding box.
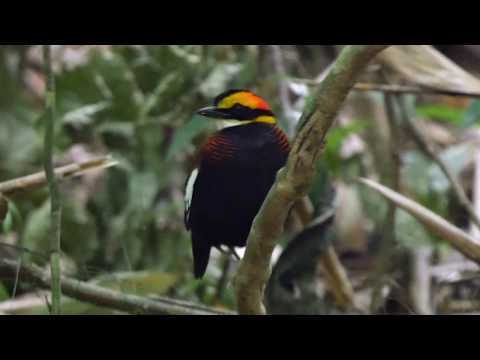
[1,210,13,234]
[324,120,367,172]
[128,171,160,211]
[428,143,475,193]
[403,151,433,200]
[26,271,180,315]
[166,116,212,160]
[23,199,98,265]
[463,100,480,128]
[97,121,135,149]
[94,271,180,296]
[416,104,465,124]
[62,101,111,127]
[0,195,8,225]
[395,209,439,248]
[199,63,243,98]
[0,284,9,302]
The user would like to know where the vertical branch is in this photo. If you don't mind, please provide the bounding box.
[269,45,296,137]
[370,92,402,312]
[43,45,62,315]
[408,247,433,314]
[234,45,390,315]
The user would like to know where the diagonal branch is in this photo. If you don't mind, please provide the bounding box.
[0,258,234,315]
[233,45,391,315]
[401,102,480,232]
[359,178,480,264]
[0,157,118,195]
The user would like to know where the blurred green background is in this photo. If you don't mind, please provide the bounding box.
[2,45,480,314]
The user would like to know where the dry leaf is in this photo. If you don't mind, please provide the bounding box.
[379,45,480,93]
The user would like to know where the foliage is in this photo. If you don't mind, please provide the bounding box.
[1,45,480,314]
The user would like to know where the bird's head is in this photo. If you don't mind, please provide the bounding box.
[197,89,276,128]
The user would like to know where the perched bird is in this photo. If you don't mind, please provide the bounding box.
[184,89,291,278]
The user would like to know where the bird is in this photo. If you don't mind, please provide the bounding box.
[184,89,291,278]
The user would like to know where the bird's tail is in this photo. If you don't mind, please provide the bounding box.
[192,233,212,279]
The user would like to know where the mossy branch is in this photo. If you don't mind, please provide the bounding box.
[43,45,62,315]
[233,45,391,315]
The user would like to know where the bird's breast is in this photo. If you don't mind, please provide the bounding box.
[201,123,290,167]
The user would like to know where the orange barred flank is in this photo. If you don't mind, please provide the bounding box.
[273,126,291,154]
[202,134,239,162]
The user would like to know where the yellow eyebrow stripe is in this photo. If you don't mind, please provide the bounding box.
[254,116,276,124]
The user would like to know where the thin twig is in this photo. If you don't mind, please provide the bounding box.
[320,245,357,309]
[233,45,390,315]
[269,45,296,137]
[43,45,62,315]
[438,299,480,314]
[408,247,433,315]
[213,254,233,303]
[400,98,480,232]
[370,91,402,313]
[295,79,480,99]
[293,197,356,310]
[358,178,480,264]
[0,258,234,315]
[0,157,117,195]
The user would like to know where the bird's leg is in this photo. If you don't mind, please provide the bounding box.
[229,247,241,261]
[214,245,229,256]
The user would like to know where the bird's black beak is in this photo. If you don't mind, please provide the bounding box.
[196,106,230,119]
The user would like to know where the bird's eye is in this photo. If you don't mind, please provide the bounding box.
[229,103,252,120]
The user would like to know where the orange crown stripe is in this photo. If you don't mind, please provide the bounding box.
[217,92,272,111]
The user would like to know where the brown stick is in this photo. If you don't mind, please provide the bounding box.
[359,178,480,264]
[401,103,480,232]
[0,157,118,195]
[293,197,356,310]
[234,45,390,315]
[0,258,234,315]
[296,80,480,99]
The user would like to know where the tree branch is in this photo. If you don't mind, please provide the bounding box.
[359,177,480,264]
[0,157,118,195]
[293,198,356,310]
[0,258,233,315]
[296,80,480,99]
[233,45,391,315]
[401,99,480,232]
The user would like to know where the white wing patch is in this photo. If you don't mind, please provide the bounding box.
[184,168,199,228]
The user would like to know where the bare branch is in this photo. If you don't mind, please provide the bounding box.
[234,45,391,315]
[0,258,234,315]
[320,245,356,309]
[294,198,356,310]
[408,247,433,315]
[296,80,480,99]
[0,157,118,195]
[401,103,480,232]
[358,177,480,265]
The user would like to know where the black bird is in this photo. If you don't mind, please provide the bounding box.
[184,89,290,278]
